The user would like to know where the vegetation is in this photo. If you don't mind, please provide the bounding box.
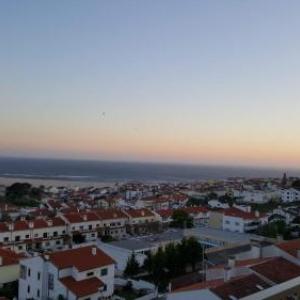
[292,179,300,190]
[72,233,86,244]
[5,182,42,207]
[0,281,18,299]
[256,220,292,240]
[124,254,140,277]
[186,197,207,206]
[170,210,193,228]
[250,200,279,213]
[143,237,203,291]
[100,234,115,243]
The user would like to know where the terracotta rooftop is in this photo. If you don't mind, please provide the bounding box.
[48,246,115,272]
[125,208,155,218]
[60,276,103,297]
[0,247,24,266]
[251,257,300,283]
[211,274,271,300]
[224,207,258,220]
[277,239,300,257]
[95,209,128,220]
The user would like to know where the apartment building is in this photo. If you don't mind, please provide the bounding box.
[18,246,115,300]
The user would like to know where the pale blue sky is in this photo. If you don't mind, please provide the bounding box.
[1,1,300,167]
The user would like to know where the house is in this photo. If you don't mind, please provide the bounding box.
[18,245,115,300]
[282,188,300,203]
[62,212,100,242]
[0,217,67,253]
[94,209,128,239]
[222,207,265,233]
[124,208,161,235]
[0,247,24,287]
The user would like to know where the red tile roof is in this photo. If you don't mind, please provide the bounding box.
[277,239,300,257]
[13,220,29,231]
[251,257,300,283]
[0,223,9,233]
[60,276,103,297]
[0,247,24,266]
[211,274,271,299]
[48,246,115,272]
[125,208,155,218]
[95,209,128,220]
[224,207,257,220]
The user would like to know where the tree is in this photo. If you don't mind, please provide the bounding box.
[170,210,193,229]
[185,237,203,271]
[72,233,85,244]
[292,179,300,190]
[124,253,140,277]
[151,247,168,291]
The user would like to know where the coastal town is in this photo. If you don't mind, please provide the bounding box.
[1,174,300,299]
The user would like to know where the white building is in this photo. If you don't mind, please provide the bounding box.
[281,188,300,203]
[222,207,264,233]
[19,245,115,300]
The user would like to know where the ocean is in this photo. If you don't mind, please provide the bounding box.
[0,157,298,183]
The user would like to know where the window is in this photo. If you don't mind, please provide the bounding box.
[225,220,230,224]
[235,222,240,226]
[53,231,58,237]
[27,285,30,293]
[37,289,40,298]
[89,225,92,230]
[101,268,108,276]
[20,265,27,279]
[18,245,23,250]
[86,271,94,277]
[25,234,30,239]
[15,236,20,241]
[56,240,60,245]
[62,230,66,234]
[34,233,39,237]
[48,273,54,290]
[4,237,9,242]
[91,233,95,237]
[37,272,41,280]
[28,268,31,277]
[43,232,47,238]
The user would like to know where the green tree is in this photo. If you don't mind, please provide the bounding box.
[124,253,140,277]
[170,210,193,229]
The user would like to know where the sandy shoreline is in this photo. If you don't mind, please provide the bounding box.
[0,176,116,188]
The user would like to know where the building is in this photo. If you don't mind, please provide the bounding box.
[222,207,265,233]
[94,209,128,239]
[124,208,161,235]
[18,245,115,300]
[0,217,67,253]
[282,188,300,203]
[0,247,24,287]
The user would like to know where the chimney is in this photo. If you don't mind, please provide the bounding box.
[277,235,283,242]
[47,219,53,227]
[83,215,87,221]
[224,265,231,282]
[8,223,14,231]
[228,256,236,269]
[4,204,8,211]
[92,247,97,256]
[20,216,25,221]
[255,211,260,218]
[29,221,34,229]
[44,254,49,261]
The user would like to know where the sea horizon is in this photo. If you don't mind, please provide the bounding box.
[0,156,299,184]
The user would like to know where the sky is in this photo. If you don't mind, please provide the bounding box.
[1,0,300,168]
